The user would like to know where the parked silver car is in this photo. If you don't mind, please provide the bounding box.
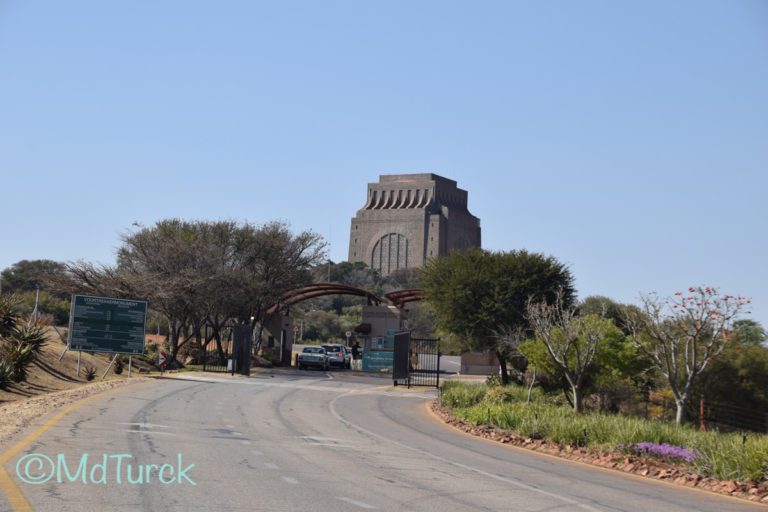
[297,346,328,370]
[322,343,351,369]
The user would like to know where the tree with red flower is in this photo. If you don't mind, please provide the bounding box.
[623,286,748,425]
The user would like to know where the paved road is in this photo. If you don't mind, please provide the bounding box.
[1,372,762,511]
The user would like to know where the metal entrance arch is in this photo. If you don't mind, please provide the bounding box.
[393,332,440,388]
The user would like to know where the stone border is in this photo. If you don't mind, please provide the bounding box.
[430,402,768,504]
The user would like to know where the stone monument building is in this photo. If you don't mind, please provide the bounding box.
[348,173,481,276]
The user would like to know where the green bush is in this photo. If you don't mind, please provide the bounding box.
[440,381,768,482]
[4,342,36,383]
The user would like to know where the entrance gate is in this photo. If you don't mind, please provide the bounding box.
[200,325,252,375]
[393,333,440,388]
[201,328,232,373]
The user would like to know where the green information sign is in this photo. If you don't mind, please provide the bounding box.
[362,350,393,372]
[67,295,147,354]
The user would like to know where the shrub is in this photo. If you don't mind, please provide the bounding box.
[443,381,768,482]
[0,360,13,389]
[113,355,124,375]
[84,366,97,381]
[483,386,515,405]
[12,317,49,353]
[4,342,35,382]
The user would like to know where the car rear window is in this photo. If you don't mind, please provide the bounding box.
[303,347,323,353]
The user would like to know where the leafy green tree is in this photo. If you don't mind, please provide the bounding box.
[300,309,356,343]
[731,319,767,347]
[1,260,66,297]
[420,248,574,384]
[687,339,768,427]
[579,295,631,334]
[17,291,70,325]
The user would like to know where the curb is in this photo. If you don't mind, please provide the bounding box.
[430,401,768,506]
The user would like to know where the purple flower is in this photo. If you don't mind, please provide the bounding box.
[617,442,702,463]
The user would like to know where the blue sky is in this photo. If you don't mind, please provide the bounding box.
[1,1,766,326]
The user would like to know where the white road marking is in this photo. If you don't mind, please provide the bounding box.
[282,476,299,484]
[329,393,602,512]
[226,424,235,428]
[233,431,243,436]
[265,462,279,469]
[241,440,251,445]
[325,372,334,379]
[338,497,376,509]
[117,422,173,429]
[299,436,355,448]
[121,430,177,436]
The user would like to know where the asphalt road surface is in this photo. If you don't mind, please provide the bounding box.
[1,372,763,511]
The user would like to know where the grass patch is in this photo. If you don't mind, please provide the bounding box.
[440,381,768,482]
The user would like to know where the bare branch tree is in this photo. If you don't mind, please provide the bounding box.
[623,286,748,424]
[527,290,609,413]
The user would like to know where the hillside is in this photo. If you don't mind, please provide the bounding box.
[0,328,155,404]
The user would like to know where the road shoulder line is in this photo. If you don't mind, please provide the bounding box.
[0,380,152,512]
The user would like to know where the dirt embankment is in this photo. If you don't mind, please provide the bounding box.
[0,329,157,448]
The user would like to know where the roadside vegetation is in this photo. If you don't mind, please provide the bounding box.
[0,295,49,388]
[440,380,768,483]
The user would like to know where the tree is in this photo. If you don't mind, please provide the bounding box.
[522,305,649,412]
[623,286,748,424]
[53,219,326,365]
[687,336,768,427]
[526,292,611,412]
[1,259,67,297]
[731,319,767,347]
[420,248,575,384]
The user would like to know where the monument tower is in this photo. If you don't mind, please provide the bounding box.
[348,173,481,276]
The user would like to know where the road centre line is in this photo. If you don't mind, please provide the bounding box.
[121,430,178,436]
[116,422,174,429]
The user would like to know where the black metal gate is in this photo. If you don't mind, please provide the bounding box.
[201,328,232,373]
[393,333,440,388]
